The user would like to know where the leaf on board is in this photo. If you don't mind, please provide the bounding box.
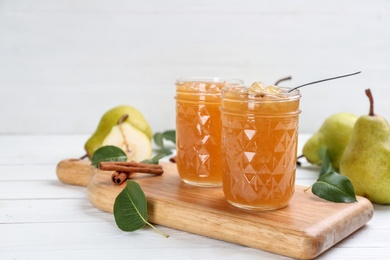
[114,180,148,232]
[91,145,127,167]
[113,180,169,237]
[312,171,357,203]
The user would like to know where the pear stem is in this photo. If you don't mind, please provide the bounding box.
[296,154,304,167]
[274,76,292,86]
[117,114,129,124]
[79,153,88,160]
[365,89,374,116]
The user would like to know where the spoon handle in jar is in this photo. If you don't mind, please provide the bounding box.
[288,71,361,93]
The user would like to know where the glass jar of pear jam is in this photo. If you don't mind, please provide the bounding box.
[175,77,243,187]
[220,83,301,210]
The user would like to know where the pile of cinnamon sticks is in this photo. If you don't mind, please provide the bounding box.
[98,161,164,185]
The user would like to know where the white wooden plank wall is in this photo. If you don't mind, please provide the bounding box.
[1,0,389,134]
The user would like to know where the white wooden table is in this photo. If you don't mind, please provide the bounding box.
[1,134,389,259]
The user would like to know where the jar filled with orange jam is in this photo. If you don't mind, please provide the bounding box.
[175,77,243,187]
[220,82,301,210]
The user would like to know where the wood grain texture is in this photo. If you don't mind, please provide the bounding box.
[56,158,95,186]
[56,159,374,259]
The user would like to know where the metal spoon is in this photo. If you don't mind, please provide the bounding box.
[287,71,361,93]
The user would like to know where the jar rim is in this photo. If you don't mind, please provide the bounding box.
[222,85,301,100]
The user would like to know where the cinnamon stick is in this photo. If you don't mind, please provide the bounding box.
[99,161,163,169]
[111,171,129,185]
[99,161,165,185]
[99,164,163,174]
[169,156,177,163]
[99,161,164,174]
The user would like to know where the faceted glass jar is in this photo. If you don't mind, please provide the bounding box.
[175,77,243,187]
[220,86,301,210]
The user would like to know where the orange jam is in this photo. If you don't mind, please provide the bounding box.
[220,83,301,210]
[175,78,243,187]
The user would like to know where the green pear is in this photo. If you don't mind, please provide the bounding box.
[340,89,390,204]
[84,105,153,161]
[302,112,357,170]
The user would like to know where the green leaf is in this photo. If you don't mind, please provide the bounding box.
[114,181,169,237]
[142,149,173,164]
[91,145,127,167]
[114,181,148,231]
[153,130,176,148]
[153,132,164,148]
[318,147,334,176]
[312,171,357,203]
[162,130,176,144]
[154,147,173,156]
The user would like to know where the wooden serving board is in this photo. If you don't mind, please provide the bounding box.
[56,159,374,260]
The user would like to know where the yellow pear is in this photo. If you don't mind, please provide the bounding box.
[84,105,153,161]
[340,89,390,204]
[302,112,357,170]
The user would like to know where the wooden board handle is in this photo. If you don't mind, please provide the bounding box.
[56,158,95,186]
